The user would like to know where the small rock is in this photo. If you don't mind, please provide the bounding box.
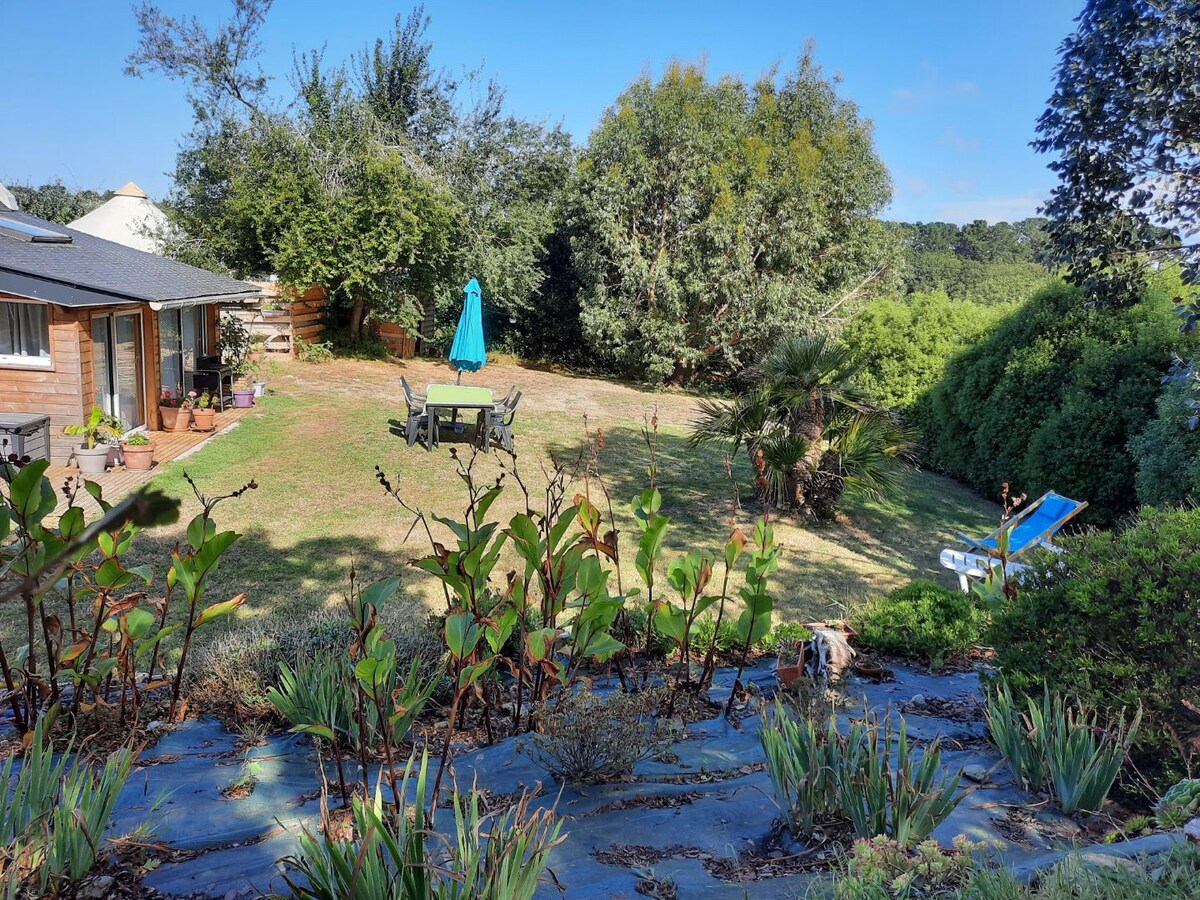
[1185,817,1200,845]
[963,764,991,784]
[909,694,926,706]
[147,719,162,730]
[78,875,114,899]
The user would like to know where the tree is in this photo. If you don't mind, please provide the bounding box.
[6,181,109,224]
[572,57,895,385]
[1033,0,1200,306]
[132,2,570,347]
[1034,0,1200,435]
[690,334,916,517]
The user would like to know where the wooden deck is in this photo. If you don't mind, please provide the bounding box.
[46,406,253,513]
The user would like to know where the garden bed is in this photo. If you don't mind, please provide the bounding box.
[68,660,1186,898]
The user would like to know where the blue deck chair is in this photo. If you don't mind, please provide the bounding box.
[941,490,1087,591]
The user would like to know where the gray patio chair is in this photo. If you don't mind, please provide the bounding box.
[479,390,521,454]
[401,377,437,449]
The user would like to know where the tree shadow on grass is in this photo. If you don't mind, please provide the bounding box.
[546,425,998,617]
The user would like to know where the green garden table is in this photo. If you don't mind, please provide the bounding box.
[424,384,495,451]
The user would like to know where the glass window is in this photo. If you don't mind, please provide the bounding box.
[0,301,51,368]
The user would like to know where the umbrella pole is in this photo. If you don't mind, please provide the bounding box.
[456,369,463,385]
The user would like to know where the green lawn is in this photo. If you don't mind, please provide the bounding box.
[6,355,998,647]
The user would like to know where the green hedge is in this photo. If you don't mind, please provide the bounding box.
[847,291,1008,411]
[1130,379,1200,508]
[917,276,1197,524]
[852,579,983,667]
[989,506,1200,789]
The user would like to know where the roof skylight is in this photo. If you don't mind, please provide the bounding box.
[0,216,72,244]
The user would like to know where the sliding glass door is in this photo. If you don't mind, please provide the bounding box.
[160,306,208,396]
[93,312,145,430]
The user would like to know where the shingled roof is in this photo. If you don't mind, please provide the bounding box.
[0,209,260,308]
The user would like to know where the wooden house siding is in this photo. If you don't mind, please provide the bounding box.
[1,293,222,462]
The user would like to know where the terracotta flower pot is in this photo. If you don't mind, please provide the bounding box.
[161,406,192,432]
[775,662,804,689]
[192,408,217,432]
[121,442,154,470]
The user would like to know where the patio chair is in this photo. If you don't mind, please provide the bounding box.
[939,490,1087,592]
[478,390,521,454]
[401,376,437,449]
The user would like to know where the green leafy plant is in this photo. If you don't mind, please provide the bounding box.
[0,714,135,896]
[165,474,255,721]
[690,334,917,516]
[268,574,436,807]
[833,835,991,900]
[987,505,1198,790]
[280,752,563,900]
[0,458,180,733]
[762,702,965,847]
[218,312,254,380]
[983,679,1140,815]
[1155,778,1200,829]
[726,518,779,715]
[761,703,842,837]
[123,431,152,447]
[63,405,122,449]
[852,580,983,667]
[295,336,335,363]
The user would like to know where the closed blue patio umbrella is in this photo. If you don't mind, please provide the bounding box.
[448,278,486,383]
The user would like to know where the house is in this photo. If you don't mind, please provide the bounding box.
[68,181,170,254]
[0,206,260,465]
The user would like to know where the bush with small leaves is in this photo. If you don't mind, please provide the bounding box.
[526,687,677,784]
[834,835,992,900]
[852,580,983,667]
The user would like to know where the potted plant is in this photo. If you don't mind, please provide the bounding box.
[191,390,217,431]
[774,637,807,689]
[159,389,193,432]
[220,314,257,407]
[64,406,122,474]
[121,431,154,470]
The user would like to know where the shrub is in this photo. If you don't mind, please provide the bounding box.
[845,291,1007,411]
[833,835,987,900]
[988,505,1200,789]
[984,680,1139,816]
[852,580,983,667]
[295,335,334,363]
[1130,379,1200,507]
[761,702,964,847]
[526,687,676,784]
[918,274,1199,524]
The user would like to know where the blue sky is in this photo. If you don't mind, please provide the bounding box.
[0,0,1080,223]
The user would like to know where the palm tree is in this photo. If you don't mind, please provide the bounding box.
[690,334,916,516]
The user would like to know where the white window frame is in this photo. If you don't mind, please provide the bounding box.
[0,298,53,370]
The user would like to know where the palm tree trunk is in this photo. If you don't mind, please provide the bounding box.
[787,396,826,508]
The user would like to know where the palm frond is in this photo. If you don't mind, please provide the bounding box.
[688,394,771,452]
[757,433,812,508]
[827,411,919,502]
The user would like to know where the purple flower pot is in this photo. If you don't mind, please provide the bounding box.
[232,389,256,408]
